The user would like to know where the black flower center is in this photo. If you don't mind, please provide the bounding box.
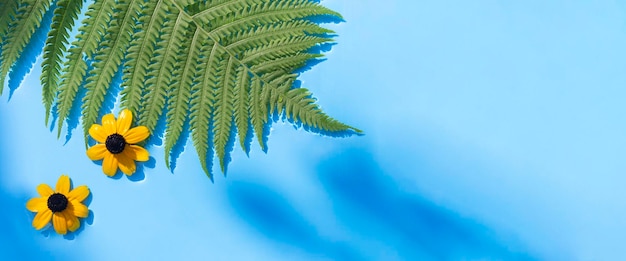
[47,193,68,213]
[105,133,126,154]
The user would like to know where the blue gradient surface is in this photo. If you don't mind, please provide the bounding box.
[2,0,626,260]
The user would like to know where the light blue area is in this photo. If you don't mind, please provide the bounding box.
[2,0,626,260]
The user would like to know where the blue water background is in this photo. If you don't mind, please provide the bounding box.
[2,0,626,260]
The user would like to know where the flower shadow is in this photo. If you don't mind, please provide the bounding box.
[61,209,95,240]
[90,156,155,182]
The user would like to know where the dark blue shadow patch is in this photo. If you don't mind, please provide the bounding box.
[227,181,363,261]
[317,148,535,260]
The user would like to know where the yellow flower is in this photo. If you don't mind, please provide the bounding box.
[26,175,90,235]
[86,109,150,176]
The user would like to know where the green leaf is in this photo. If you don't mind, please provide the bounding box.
[163,25,203,169]
[0,0,53,94]
[56,0,116,137]
[120,0,167,116]
[212,56,237,173]
[81,0,143,140]
[137,6,187,132]
[0,0,19,47]
[41,0,83,125]
[190,41,222,178]
[234,64,251,154]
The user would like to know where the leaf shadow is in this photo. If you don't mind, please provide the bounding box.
[59,81,87,143]
[226,146,536,260]
[316,148,535,260]
[145,106,168,147]
[6,3,54,100]
[239,117,255,156]
[221,118,238,176]
[168,117,191,173]
[227,181,364,261]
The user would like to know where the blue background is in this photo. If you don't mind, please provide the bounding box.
[2,0,626,260]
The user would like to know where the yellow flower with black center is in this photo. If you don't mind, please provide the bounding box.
[86,109,150,176]
[26,175,90,235]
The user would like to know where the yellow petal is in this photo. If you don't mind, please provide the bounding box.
[116,152,136,175]
[32,209,52,230]
[36,184,54,197]
[87,144,108,160]
[88,124,108,143]
[52,212,68,235]
[102,153,119,176]
[124,126,149,144]
[102,113,117,134]
[55,175,70,194]
[66,213,80,232]
[26,197,46,212]
[116,109,133,135]
[68,185,90,202]
[127,145,149,162]
[70,201,89,218]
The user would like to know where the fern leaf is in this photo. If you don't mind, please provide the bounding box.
[195,0,341,39]
[81,0,143,139]
[0,0,52,94]
[0,0,19,46]
[270,74,294,115]
[249,76,267,152]
[240,35,330,66]
[234,65,251,153]
[190,41,222,177]
[56,0,116,137]
[284,87,362,133]
[138,8,187,132]
[251,53,322,75]
[120,0,165,115]
[163,25,203,169]
[267,74,295,116]
[41,0,83,124]
[212,56,238,173]
[224,20,333,55]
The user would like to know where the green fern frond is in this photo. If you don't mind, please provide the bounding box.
[249,76,267,152]
[41,0,83,125]
[120,0,165,115]
[6,0,360,178]
[137,8,187,132]
[81,0,143,140]
[234,65,251,154]
[223,20,334,54]
[0,0,19,46]
[212,56,238,172]
[0,0,52,94]
[56,0,116,137]
[284,87,362,133]
[163,25,203,169]
[251,53,322,75]
[190,41,223,177]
